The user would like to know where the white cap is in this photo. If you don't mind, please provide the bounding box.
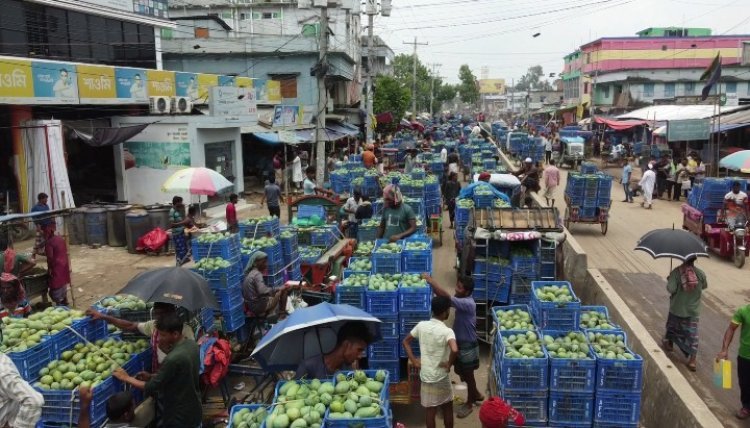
[524,157,533,163]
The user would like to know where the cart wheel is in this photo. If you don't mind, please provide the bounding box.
[564,207,571,230]
[735,251,745,269]
[601,221,608,235]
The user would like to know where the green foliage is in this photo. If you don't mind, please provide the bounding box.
[373,75,410,132]
[458,64,479,105]
[385,54,456,116]
[515,65,554,91]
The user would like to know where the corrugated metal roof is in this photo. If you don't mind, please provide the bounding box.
[717,108,750,125]
[617,104,749,121]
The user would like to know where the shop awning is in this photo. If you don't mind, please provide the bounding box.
[253,132,307,145]
[594,117,648,130]
[712,123,750,133]
[327,122,359,137]
[71,123,150,147]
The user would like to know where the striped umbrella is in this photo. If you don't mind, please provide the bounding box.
[161,167,233,195]
[719,150,750,173]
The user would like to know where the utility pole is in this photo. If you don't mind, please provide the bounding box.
[429,63,441,117]
[404,37,428,118]
[315,5,329,186]
[365,6,375,144]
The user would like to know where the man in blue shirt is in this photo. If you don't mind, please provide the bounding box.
[30,193,54,260]
[621,158,633,203]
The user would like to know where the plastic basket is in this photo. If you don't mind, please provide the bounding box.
[580,306,620,331]
[298,205,326,220]
[335,288,366,310]
[311,226,336,248]
[549,392,594,425]
[402,254,432,274]
[192,238,240,262]
[358,226,379,243]
[542,331,597,393]
[530,281,581,331]
[325,407,393,428]
[474,274,511,303]
[367,339,400,360]
[398,282,431,313]
[595,349,643,393]
[491,304,534,332]
[403,236,432,256]
[509,293,531,305]
[593,392,641,425]
[193,265,242,289]
[200,307,215,333]
[213,285,243,312]
[227,404,266,428]
[37,377,115,424]
[264,272,286,289]
[497,331,549,392]
[45,317,90,356]
[399,312,430,337]
[502,390,549,426]
[378,315,399,339]
[399,338,420,359]
[366,290,398,316]
[221,301,246,332]
[239,217,280,239]
[87,319,109,342]
[7,340,53,383]
[332,369,390,404]
[473,193,496,209]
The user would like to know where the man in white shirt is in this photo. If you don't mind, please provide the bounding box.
[403,296,458,428]
[542,134,552,164]
[639,164,656,209]
[342,191,361,237]
[0,353,44,428]
[440,146,448,165]
[724,181,749,222]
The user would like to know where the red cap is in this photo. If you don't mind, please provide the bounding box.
[478,172,491,181]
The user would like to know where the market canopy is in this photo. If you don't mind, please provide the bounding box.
[71,123,151,147]
[617,104,747,122]
[594,117,648,130]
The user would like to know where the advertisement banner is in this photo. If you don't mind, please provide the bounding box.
[77,64,116,104]
[272,105,301,127]
[209,86,258,121]
[478,79,506,94]
[146,70,176,98]
[218,75,236,87]
[175,72,199,100]
[267,80,281,104]
[236,77,253,89]
[197,74,219,103]
[254,78,268,103]
[0,58,34,103]
[32,61,79,104]
[115,67,148,103]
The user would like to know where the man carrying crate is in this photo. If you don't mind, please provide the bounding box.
[423,274,483,418]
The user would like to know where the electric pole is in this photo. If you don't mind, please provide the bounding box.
[429,63,441,117]
[365,1,376,144]
[403,37,428,118]
[315,5,329,186]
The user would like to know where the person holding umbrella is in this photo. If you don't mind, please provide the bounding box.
[295,321,372,379]
[662,256,707,371]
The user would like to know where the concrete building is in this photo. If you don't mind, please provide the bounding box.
[361,35,394,77]
[561,27,750,121]
[162,0,362,113]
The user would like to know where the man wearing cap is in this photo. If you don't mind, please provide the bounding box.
[478,172,491,182]
[639,163,656,209]
[378,185,417,242]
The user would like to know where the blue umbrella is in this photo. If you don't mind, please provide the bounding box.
[250,302,382,371]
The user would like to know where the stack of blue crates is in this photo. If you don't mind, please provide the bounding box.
[336,269,368,310]
[330,170,350,194]
[239,217,280,239]
[473,258,511,303]
[689,178,746,224]
[280,226,302,281]
[423,180,442,223]
[372,239,403,274]
[402,235,433,273]
[396,274,431,361]
[192,234,245,333]
[565,173,613,219]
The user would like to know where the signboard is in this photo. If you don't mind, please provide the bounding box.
[208,86,258,121]
[278,130,297,144]
[32,61,79,104]
[667,119,710,142]
[175,72,199,99]
[218,75,236,87]
[197,74,219,103]
[146,70,176,97]
[0,58,34,103]
[272,105,301,127]
[236,77,253,89]
[478,79,506,94]
[267,80,282,104]
[254,79,268,103]
[115,67,148,103]
[77,64,116,104]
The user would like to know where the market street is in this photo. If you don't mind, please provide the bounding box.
[551,163,747,426]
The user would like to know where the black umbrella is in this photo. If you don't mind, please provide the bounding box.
[118,267,219,312]
[634,228,709,262]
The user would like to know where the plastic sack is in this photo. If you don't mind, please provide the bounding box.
[136,227,169,252]
[714,359,732,389]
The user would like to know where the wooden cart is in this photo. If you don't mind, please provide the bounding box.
[563,195,611,235]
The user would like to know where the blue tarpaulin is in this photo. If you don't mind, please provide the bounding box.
[458,181,511,203]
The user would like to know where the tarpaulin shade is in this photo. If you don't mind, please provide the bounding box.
[594,117,648,130]
[376,112,394,123]
[72,123,150,147]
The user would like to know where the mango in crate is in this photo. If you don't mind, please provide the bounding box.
[194,257,232,271]
[502,331,544,359]
[368,274,399,291]
[494,308,534,331]
[543,331,592,359]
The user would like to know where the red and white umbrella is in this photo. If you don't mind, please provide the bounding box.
[161,167,233,195]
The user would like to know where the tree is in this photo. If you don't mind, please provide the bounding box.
[389,54,454,116]
[457,64,479,105]
[515,65,554,91]
[373,75,411,132]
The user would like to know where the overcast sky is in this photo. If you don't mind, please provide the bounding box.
[372,0,750,85]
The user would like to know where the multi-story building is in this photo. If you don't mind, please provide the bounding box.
[162,0,362,112]
[561,27,750,119]
[361,35,394,77]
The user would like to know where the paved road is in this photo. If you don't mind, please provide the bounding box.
[553,163,746,426]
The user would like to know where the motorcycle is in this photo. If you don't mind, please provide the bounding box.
[727,213,748,268]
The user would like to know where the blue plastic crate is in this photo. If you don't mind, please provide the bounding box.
[378,316,399,339]
[298,205,326,220]
[333,369,390,404]
[491,304,534,332]
[502,390,549,426]
[192,237,240,262]
[497,331,549,392]
[509,292,532,305]
[282,249,299,266]
[579,306,620,331]
[593,422,637,428]
[455,205,472,223]
[213,285,243,312]
[8,340,53,383]
[227,404,266,428]
[595,349,643,393]
[530,282,581,331]
[511,257,539,275]
[222,301,246,332]
[473,193,496,208]
[311,226,337,248]
[37,377,115,424]
[87,319,108,342]
[239,217,280,239]
[193,265,242,289]
[398,338,420,359]
[399,312,430,336]
[358,225,379,242]
[325,406,393,428]
[593,392,641,425]
[264,272,286,289]
[398,284,431,313]
[580,163,598,174]
[200,307,215,333]
[549,392,594,425]
[542,331,596,393]
[403,253,432,273]
[335,288,366,310]
[364,362,399,385]
[45,317,90,356]
[366,290,398,316]
[474,273,511,303]
[367,339,400,360]
[474,258,509,277]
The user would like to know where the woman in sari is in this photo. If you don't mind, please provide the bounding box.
[662,256,707,371]
[0,272,31,320]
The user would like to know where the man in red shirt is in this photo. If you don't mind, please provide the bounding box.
[226,193,238,233]
[44,228,70,305]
